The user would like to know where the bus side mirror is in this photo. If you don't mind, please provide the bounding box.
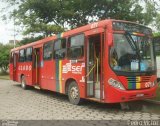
[108,33,113,47]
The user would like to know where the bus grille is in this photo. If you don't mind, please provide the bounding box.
[127,76,151,90]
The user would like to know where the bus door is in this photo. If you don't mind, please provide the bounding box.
[33,48,42,86]
[86,33,104,99]
[13,53,18,81]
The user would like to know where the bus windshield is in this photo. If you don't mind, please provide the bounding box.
[110,33,156,72]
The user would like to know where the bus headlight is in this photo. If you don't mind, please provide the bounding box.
[108,78,125,90]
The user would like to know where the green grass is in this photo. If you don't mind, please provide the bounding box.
[153,83,160,101]
[0,74,10,80]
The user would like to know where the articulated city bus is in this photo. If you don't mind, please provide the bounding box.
[9,19,158,105]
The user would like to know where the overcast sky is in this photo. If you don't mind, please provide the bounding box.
[0,0,159,44]
[0,2,13,44]
[0,1,23,44]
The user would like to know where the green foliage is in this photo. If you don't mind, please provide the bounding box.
[14,0,156,28]
[155,13,160,30]
[13,0,65,36]
[19,35,44,45]
[2,0,159,37]
[153,32,160,37]
[153,84,160,101]
[0,43,13,73]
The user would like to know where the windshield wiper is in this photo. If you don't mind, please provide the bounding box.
[125,31,141,58]
[125,32,137,50]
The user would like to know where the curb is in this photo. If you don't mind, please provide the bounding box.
[144,99,160,105]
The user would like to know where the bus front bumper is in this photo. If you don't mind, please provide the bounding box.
[105,85,158,103]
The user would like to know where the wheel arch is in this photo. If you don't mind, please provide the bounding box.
[65,78,78,95]
[20,74,24,82]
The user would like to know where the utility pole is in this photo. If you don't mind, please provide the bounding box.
[13,0,16,48]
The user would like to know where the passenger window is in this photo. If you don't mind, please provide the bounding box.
[26,47,32,62]
[19,49,25,62]
[43,42,53,60]
[53,39,66,59]
[67,34,84,59]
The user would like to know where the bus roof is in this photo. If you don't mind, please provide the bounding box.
[10,19,145,52]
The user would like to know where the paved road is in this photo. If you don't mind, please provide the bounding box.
[0,79,160,123]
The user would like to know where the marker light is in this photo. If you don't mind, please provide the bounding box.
[108,78,125,90]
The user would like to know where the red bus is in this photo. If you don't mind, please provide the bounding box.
[9,19,158,105]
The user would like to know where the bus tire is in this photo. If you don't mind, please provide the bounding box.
[21,76,27,90]
[68,81,81,105]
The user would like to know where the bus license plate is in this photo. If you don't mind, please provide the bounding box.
[136,94,144,97]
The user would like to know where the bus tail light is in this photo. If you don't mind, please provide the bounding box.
[108,78,125,90]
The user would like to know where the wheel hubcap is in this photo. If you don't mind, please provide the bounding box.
[70,87,78,99]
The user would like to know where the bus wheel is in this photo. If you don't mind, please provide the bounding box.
[21,76,27,89]
[68,81,81,105]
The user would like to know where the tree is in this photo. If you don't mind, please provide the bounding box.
[2,0,159,36]
[153,32,160,37]
[155,13,160,30]
[19,35,44,45]
[12,0,65,36]
[0,43,13,74]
